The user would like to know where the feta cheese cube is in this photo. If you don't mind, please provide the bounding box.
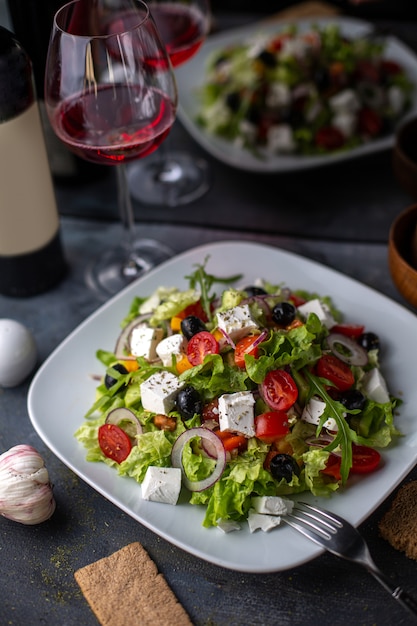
[141,466,181,505]
[218,391,255,437]
[297,298,337,329]
[216,304,259,343]
[388,85,405,116]
[329,89,359,114]
[140,371,185,414]
[248,509,282,533]
[129,325,164,360]
[156,334,186,367]
[333,112,356,138]
[251,496,294,516]
[301,396,338,432]
[216,519,241,533]
[266,124,296,154]
[361,368,390,404]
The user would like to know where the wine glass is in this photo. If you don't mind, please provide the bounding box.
[44,0,178,299]
[126,0,211,207]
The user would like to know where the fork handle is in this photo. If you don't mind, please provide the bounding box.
[369,567,417,619]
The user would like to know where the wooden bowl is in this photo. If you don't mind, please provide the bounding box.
[392,117,417,200]
[388,204,417,309]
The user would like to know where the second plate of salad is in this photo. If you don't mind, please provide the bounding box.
[175,16,417,172]
[27,241,417,572]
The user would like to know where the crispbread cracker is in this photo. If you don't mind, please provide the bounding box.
[379,481,417,561]
[74,542,193,625]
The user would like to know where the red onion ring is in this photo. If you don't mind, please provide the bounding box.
[326,332,368,367]
[171,427,226,492]
[106,407,143,437]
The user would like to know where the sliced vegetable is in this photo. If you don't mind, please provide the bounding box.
[105,407,143,437]
[187,331,219,366]
[315,354,355,391]
[260,369,298,411]
[234,335,261,369]
[326,332,368,366]
[171,428,226,492]
[255,411,290,443]
[98,423,132,464]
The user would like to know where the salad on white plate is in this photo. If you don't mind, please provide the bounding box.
[76,258,400,533]
[194,22,413,159]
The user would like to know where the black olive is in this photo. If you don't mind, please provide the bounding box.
[338,389,367,411]
[243,285,268,297]
[272,302,296,326]
[225,91,241,112]
[269,453,300,483]
[257,50,276,68]
[180,315,207,340]
[357,332,380,352]
[104,363,129,389]
[175,385,203,420]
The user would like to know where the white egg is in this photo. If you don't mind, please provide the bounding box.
[0,319,37,387]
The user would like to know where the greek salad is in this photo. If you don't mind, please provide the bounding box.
[76,260,400,531]
[195,23,413,157]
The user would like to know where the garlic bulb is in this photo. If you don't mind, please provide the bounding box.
[0,444,56,525]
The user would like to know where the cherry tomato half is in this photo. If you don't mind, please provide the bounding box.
[316,354,354,391]
[187,331,219,366]
[321,444,381,480]
[255,411,290,444]
[98,423,132,464]
[330,323,365,338]
[234,335,260,369]
[315,126,345,150]
[261,369,298,411]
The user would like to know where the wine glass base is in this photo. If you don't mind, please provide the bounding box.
[127,151,210,207]
[85,238,173,301]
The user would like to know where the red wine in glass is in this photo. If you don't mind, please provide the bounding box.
[127,0,211,207]
[150,3,206,67]
[52,84,176,165]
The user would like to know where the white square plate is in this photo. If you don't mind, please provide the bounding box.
[175,16,417,172]
[28,241,417,572]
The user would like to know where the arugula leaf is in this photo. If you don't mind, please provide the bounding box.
[185,256,242,322]
[303,368,358,484]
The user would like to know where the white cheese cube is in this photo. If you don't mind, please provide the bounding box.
[218,391,255,437]
[361,368,390,404]
[247,509,282,533]
[140,371,185,414]
[216,519,241,533]
[333,112,356,138]
[329,89,359,113]
[266,83,291,108]
[129,325,164,360]
[156,334,186,367]
[251,496,294,516]
[301,396,338,432]
[388,85,405,116]
[266,124,296,154]
[141,466,182,505]
[216,304,259,343]
[297,298,337,329]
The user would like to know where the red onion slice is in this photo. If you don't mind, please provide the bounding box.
[326,332,368,367]
[106,407,143,438]
[171,427,226,492]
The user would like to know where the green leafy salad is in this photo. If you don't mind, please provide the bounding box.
[76,260,400,529]
[196,23,413,157]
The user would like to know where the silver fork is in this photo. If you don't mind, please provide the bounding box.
[282,501,417,620]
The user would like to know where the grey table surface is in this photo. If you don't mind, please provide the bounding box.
[1,9,417,626]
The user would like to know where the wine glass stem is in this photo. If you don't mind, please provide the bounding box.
[116,163,149,277]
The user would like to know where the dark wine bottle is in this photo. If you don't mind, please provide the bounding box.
[6,0,105,183]
[0,25,67,296]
